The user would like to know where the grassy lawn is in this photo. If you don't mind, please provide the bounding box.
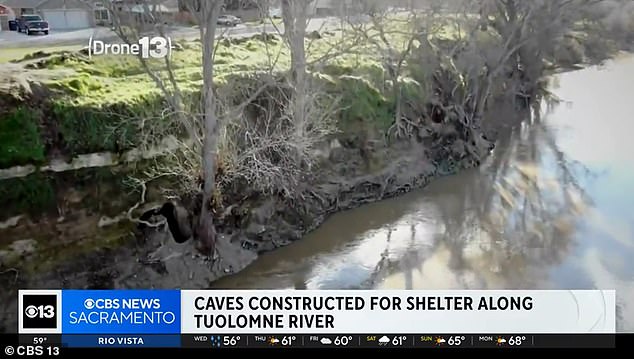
[0,44,84,63]
[6,29,388,106]
[0,18,464,165]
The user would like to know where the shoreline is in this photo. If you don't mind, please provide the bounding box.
[2,51,628,331]
[0,137,487,332]
[1,29,630,332]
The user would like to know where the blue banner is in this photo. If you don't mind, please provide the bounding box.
[62,334,181,348]
[61,290,181,334]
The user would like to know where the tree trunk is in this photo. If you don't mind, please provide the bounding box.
[393,75,402,128]
[197,0,222,255]
[282,0,309,164]
[293,42,307,162]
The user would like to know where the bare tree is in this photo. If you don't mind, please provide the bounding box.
[344,1,425,139]
[383,0,605,166]
[196,0,223,255]
[217,74,339,198]
[280,0,311,162]
[105,0,224,255]
[480,0,604,102]
[105,0,345,239]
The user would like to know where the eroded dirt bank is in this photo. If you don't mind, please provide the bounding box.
[0,133,491,332]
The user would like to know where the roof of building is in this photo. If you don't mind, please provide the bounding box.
[0,0,45,8]
[1,0,95,9]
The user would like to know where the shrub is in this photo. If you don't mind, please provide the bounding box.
[336,75,394,132]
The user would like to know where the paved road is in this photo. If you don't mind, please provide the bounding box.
[0,17,337,49]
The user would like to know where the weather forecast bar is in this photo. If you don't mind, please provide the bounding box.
[15,289,616,352]
[17,334,615,348]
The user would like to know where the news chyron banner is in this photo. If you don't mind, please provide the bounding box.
[19,290,181,347]
[181,290,616,334]
[19,289,615,345]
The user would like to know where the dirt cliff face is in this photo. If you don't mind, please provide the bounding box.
[0,125,493,332]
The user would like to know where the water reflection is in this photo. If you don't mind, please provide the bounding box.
[213,56,634,332]
[379,114,588,289]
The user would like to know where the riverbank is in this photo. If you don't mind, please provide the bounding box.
[0,126,491,332]
[0,23,494,265]
[1,8,632,331]
[209,54,634,331]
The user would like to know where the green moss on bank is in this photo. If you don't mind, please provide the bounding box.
[0,173,56,217]
[0,107,45,168]
[53,102,138,155]
[336,75,393,133]
[0,164,164,221]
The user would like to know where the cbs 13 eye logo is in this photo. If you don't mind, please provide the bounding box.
[22,294,57,329]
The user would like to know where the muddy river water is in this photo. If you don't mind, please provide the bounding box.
[213,55,634,332]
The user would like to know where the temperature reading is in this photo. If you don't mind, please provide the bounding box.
[223,336,241,346]
[392,335,408,346]
[334,336,353,346]
[33,337,48,345]
[448,336,466,346]
[281,336,297,346]
[508,336,526,346]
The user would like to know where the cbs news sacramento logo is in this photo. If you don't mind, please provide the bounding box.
[18,290,62,334]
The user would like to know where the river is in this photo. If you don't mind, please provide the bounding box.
[212,55,634,332]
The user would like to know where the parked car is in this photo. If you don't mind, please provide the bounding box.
[217,15,241,27]
[16,15,49,35]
